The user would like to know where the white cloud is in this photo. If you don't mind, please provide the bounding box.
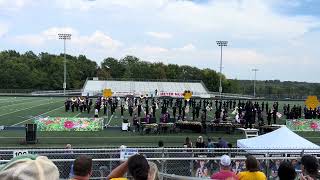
[143,46,168,54]
[175,43,196,52]
[0,0,32,11]
[13,35,45,46]
[146,31,172,39]
[53,0,320,40]
[11,27,122,51]
[0,22,9,37]
[72,31,122,50]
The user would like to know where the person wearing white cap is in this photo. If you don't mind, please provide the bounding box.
[211,155,238,180]
[0,154,59,180]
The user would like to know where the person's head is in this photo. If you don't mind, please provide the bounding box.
[148,162,159,180]
[185,137,190,144]
[208,138,212,143]
[245,155,260,172]
[65,144,72,149]
[73,155,92,179]
[197,136,203,143]
[278,161,296,180]
[220,155,231,170]
[128,154,150,180]
[0,155,59,180]
[301,155,319,177]
[158,140,164,148]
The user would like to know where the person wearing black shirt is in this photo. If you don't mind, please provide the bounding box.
[172,105,177,119]
[192,108,196,120]
[137,104,141,117]
[266,102,269,112]
[129,105,133,117]
[182,106,186,120]
[87,99,92,114]
[132,114,140,132]
[145,104,149,115]
[272,109,277,124]
[152,104,156,117]
[120,105,124,116]
[196,105,200,118]
[195,136,206,148]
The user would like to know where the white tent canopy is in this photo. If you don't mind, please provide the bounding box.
[237,126,320,153]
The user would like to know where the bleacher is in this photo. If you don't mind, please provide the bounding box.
[82,78,210,98]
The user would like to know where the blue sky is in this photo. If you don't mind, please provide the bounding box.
[0,0,320,82]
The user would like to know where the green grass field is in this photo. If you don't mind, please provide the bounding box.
[0,96,318,148]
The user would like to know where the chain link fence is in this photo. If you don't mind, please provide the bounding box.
[0,148,319,179]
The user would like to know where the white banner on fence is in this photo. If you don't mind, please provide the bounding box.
[120,147,138,160]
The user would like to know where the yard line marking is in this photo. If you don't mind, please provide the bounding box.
[106,115,114,126]
[0,97,40,105]
[0,98,50,109]
[0,100,62,117]
[10,105,64,126]
[74,113,81,117]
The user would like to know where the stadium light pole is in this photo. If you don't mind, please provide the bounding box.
[58,33,72,95]
[252,68,259,98]
[216,40,228,100]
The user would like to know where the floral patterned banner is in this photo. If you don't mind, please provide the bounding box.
[286,119,320,131]
[34,117,104,131]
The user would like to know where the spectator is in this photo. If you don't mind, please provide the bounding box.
[158,140,164,148]
[0,154,59,180]
[207,138,215,148]
[107,154,159,180]
[232,160,244,174]
[218,137,229,148]
[278,161,296,180]
[211,155,238,180]
[184,137,193,148]
[148,162,159,180]
[291,159,301,171]
[237,155,267,180]
[196,136,205,148]
[270,159,281,179]
[207,138,215,152]
[70,155,92,180]
[300,155,320,180]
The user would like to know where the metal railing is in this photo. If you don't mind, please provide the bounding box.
[0,147,319,179]
[31,89,82,96]
[208,92,256,99]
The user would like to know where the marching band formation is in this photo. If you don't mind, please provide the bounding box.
[64,96,314,130]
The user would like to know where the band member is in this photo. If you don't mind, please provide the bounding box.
[87,99,92,114]
[121,104,124,116]
[64,99,69,112]
[172,105,177,119]
[129,105,133,117]
[132,114,140,132]
[267,110,272,125]
[138,103,142,117]
[94,108,99,118]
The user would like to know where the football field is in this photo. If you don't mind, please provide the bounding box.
[0,96,318,148]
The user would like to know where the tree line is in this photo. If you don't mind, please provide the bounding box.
[0,50,318,99]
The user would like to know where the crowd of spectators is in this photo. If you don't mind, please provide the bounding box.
[0,145,318,180]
